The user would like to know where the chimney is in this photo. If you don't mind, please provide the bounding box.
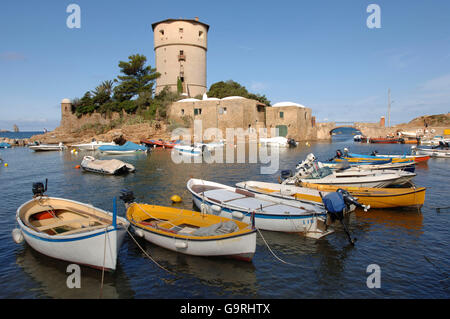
[380,116,385,127]
[194,17,199,21]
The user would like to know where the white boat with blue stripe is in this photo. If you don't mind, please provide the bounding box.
[13,182,129,271]
[187,178,333,239]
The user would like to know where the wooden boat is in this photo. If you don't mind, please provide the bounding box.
[335,156,413,164]
[141,139,180,149]
[120,191,256,261]
[412,147,450,158]
[80,156,135,175]
[29,142,66,152]
[301,182,426,209]
[14,182,129,271]
[71,140,116,150]
[346,151,429,163]
[236,180,325,204]
[369,137,402,144]
[320,160,416,173]
[98,141,148,155]
[238,180,424,209]
[187,178,333,238]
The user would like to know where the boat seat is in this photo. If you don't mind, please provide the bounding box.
[54,224,109,236]
[36,218,92,232]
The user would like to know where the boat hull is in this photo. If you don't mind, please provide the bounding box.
[131,224,256,261]
[16,197,128,271]
[302,182,426,208]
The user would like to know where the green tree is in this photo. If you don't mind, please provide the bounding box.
[113,54,160,101]
[207,80,271,105]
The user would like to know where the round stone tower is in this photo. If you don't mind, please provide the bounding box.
[152,17,209,97]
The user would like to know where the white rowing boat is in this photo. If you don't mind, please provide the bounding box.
[72,140,116,151]
[187,178,333,238]
[13,183,129,271]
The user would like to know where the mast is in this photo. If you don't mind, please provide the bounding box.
[387,88,391,128]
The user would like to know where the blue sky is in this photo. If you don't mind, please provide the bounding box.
[1,0,449,131]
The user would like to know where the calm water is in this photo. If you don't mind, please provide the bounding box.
[0,131,44,139]
[0,135,449,299]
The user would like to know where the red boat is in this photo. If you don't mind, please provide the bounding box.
[369,137,403,144]
[140,139,180,149]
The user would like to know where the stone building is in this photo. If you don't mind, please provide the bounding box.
[152,18,209,97]
[168,98,316,141]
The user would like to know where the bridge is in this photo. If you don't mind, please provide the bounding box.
[314,118,386,140]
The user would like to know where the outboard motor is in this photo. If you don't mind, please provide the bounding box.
[320,189,368,245]
[287,138,297,148]
[32,179,48,197]
[119,190,135,206]
[280,170,293,181]
[336,188,369,212]
[371,150,379,156]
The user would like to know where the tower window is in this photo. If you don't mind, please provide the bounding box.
[178,50,186,61]
[159,30,164,36]
[179,28,183,33]
[199,30,204,38]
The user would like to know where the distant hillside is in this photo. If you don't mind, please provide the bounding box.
[407,113,450,126]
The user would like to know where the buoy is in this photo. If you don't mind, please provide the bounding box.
[135,229,144,238]
[175,241,188,249]
[12,228,24,244]
[170,195,182,203]
[4,163,8,167]
[74,165,81,169]
[211,205,221,214]
[232,211,244,219]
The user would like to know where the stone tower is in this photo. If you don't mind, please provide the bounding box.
[60,98,73,130]
[152,17,209,97]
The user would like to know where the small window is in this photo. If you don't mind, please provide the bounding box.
[194,108,202,116]
[199,30,204,38]
[279,112,284,118]
[181,109,184,115]
[218,107,227,115]
[159,30,164,36]
[179,28,183,33]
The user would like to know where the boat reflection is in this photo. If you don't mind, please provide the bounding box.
[127,237,258,295]
[16,246,134,299]
[354,207,424,232]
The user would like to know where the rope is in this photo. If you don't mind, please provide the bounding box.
[125,227,176,275]
[99,227,108,299]
[256,227,302,267]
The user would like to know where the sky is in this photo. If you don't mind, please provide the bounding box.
[1,0,449,131]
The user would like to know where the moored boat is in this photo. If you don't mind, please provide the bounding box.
[283,153,416,188]
[343,150,429,164]
[71,140,116,151]
[13,181,129,271]
[301,182,426,209]
[0,142,11,148]
[29,142,66,152]
[80,156,135,175]
[119,191,256,261]
[98,141,148,155]
[187,178,333,238]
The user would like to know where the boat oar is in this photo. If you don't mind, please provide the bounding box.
[112,197,117,228]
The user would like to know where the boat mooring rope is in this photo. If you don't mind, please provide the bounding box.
[99,227,108,299]
[256,227,302,267]
[125,227,176,275]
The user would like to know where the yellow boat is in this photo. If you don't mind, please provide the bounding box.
[125,201,256,261]
[301,182,426,209]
